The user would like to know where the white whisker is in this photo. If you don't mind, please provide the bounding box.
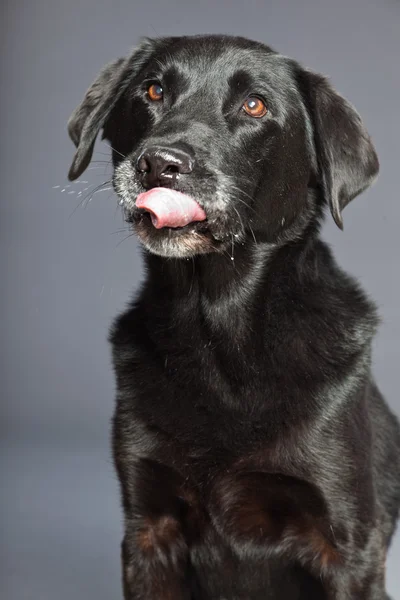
[249,224,258,245]
[109,145,126,159]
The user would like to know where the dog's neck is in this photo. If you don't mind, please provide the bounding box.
[141,234,313,340]
[133,232,377,409]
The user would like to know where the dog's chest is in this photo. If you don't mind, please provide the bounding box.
[119,339,274,448]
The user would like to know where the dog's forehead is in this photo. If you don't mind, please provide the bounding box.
[146,36,295,92]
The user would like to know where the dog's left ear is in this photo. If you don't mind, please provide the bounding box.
[67,40,155,181]
[301,71,379,228]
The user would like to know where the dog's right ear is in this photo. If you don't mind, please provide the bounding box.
[67,58,128,180]
[67,40,155,181]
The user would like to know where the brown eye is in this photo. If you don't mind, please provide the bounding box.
[242,97,268,118]
[147,83,163,101]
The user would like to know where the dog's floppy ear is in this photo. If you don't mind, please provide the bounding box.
[67,40,155,181]
[302,71,379,229]
[67,58,129,180]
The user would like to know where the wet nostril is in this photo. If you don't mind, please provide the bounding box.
[137,155,150,173]
[163,165,180,175]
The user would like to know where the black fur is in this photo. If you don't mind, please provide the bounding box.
[67,35,400,599]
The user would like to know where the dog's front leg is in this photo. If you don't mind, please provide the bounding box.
[323,530,387,600]
[209,471,388,599]
[117,457,191,600]
[325,576,386,600]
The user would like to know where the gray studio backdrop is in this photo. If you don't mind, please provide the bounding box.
[1,0,399,598]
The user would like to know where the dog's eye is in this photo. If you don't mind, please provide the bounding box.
[147,83,163,102]
[242,97,268,118]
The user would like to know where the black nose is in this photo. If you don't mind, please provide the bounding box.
[136,146,194,189]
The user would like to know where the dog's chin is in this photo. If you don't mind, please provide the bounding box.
[130,211,226,258]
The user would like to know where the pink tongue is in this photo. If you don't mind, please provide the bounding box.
[136,188,207,229]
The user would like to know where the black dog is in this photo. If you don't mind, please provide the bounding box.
[67,35,400,599]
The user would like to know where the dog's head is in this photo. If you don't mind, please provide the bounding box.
[67,35,378,258]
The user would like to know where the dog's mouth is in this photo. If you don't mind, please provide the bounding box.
[122,184,242,258]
